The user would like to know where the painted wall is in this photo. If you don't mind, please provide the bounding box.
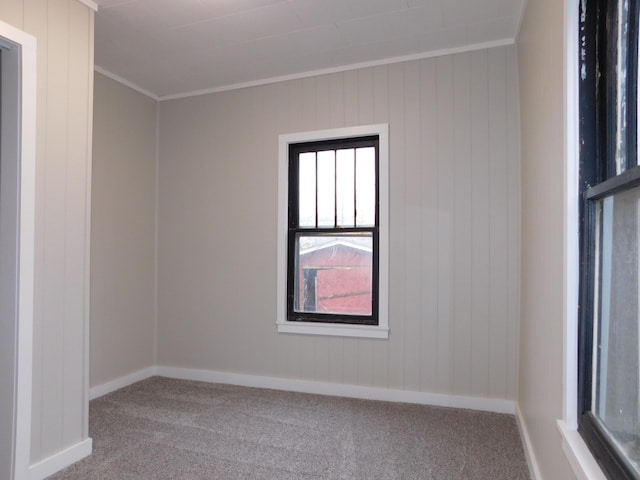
[517,0,576,478]
[157,45,521,402]
[0,0,94,467]
[90,72,157,388]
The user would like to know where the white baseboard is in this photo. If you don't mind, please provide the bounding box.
[89,365,515,414]
[29,438,92,480]
[156,366,516,414]
[515,404,543,480]
[89,366,158,400]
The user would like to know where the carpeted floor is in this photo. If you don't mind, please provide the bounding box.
[48,377,530,479]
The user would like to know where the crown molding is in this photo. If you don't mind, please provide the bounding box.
[96,38,516,102]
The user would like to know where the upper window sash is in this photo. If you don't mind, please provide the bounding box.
[288,136,379,231]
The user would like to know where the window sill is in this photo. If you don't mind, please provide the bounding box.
[557,420,607,480]
[276,320,389,339]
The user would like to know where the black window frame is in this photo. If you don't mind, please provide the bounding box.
[286,135,380,326]
[578,0,640,478]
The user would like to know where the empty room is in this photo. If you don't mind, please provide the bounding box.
[0,0,636,479]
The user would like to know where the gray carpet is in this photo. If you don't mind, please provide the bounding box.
[48,377,530,479]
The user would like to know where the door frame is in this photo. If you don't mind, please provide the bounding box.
[0,19,36,480]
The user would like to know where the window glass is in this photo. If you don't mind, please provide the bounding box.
[293,233,373,316]
[317,150,336,227]
[299,152,316,227]
[593,186,640,475]
[336,149,355,227]
[356,147,376,227]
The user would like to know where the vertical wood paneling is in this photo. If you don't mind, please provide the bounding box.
[314,73,331,129]
[403,60,422,391]
[419,58,439,392]
[387,62,405,390]
[435,56,454,394]
[301,76,316,132]
[452,53,472,396]
[252,84,273,376]
[254,83,279,378]
[156,45,521,403]
[506,46,521,400]
[488,48,510,399]
[63,0,90,446]
[41,0,69,458]
[0,0,94,465]
[230,87,255,376]
[357,68,374,124]
[0,1,23,28]
[313,336,330,382]
[470,50,491,398]
[244,87,261,376]
[328,336,344,383]
[329,72,345,128]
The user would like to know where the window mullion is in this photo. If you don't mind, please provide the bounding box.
[353,149,358,227]
[314,152,318,229]
[334,150,337,228]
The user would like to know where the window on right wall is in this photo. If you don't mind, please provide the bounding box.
[578,0,640,479]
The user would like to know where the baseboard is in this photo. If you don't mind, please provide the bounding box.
[156,366,516,414]
[29,438,92,480]
[89,366,157,400]
[515,404,543,480]
[89,365,516,414]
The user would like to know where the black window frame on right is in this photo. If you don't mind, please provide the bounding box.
[578,0,640,479]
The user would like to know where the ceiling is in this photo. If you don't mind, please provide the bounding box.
[94,0,526,99]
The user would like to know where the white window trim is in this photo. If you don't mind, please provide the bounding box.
[276,124,389,339]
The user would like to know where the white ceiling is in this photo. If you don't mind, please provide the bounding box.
[94,0,526,99]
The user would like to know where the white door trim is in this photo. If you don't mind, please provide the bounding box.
[0,19,37,480]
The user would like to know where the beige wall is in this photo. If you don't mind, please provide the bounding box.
[157,46,521,401]
[0,0,94,466]
[90,72,157,388]
[517,0,576,478]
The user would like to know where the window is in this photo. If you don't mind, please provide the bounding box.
[277,125,389,338]
[578,1,640,478]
